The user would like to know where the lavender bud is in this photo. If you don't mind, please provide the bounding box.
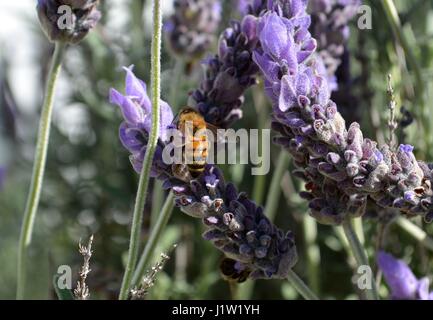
[37,0,101,44]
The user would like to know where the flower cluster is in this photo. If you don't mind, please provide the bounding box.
[377,251,433,300]
[190,15,260,128]
[165,0,221,61]
[309,0,361,90]
[252,2,433,225]
[193,0,318,128]
[36,0,101,44]
[109,67,297,279]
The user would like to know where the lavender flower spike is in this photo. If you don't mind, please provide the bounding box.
[165,0,221,61]
[253,2,433,225]
[110,67,297,279]
[37,0,101,44]
[377,251,433,300]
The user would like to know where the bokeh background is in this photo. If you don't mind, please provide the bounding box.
[1,0,433,299]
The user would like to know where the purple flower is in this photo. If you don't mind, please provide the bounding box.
[37,0,101,44]
[110,68,297,279]
[109,66,173,177]
[165,0,221,60]
[377,251,433,300]
[253,2,433,225]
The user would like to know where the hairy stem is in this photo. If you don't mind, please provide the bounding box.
[118,0,162,300]
[17,42,65,299]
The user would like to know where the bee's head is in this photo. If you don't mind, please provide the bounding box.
[177,107,201,124]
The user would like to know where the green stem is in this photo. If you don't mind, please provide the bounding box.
[302,215,321,294]
[132,192,175,287]
[252,91,268,205]
[342,219,379,300]
[395,217,433,252]
[17,42,65,300]
[118,0,162,300]
[265,152,290,222]
[169,59,185,108]
[286,269,319,300]
[381,0,424,94]
[150,180,165,228]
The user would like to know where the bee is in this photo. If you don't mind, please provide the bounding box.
[172,107,218,181]
[219,257,251,283]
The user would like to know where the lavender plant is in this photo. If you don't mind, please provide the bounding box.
[251,2,433,226]
[110,66,298,283]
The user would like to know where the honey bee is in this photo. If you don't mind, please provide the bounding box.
[172,107,218,181]
[219,257,251,283]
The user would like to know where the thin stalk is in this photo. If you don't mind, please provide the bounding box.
[118,0,162,300]
[150,180,165,228]
[302,215,321,294]
[342,219,379,300]
[17,42,65,299]
[395,217,433,252]
[252,88,268,205]
[286,269,319,300]
[132,192,175,287]
[381,0,423,95]
[265,152,290,222]
[169,59,185,108]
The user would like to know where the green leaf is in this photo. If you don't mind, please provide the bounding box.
[53,274,75,300]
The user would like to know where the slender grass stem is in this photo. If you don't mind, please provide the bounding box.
[118,0,162,300]
[252,89,268,205]
[150,180,165,228]
[303,215,321,294]
[382,0,423,95]
[265,152,290,222]
[17,42,65,300]
[342,219,379,300]
[131,192,175,287]
[395,217,433,252]
[169,59,185,108]
[286,269,319,300]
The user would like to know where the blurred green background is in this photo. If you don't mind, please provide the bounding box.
[0,0,433,300]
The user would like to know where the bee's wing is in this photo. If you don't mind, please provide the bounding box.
[205,122,226,145]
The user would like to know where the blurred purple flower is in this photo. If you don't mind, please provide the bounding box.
[165,0,221,60]
[110,67,297,279]
[37,0,101,44]
[377,251,433,300]
[309,0,361,90]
